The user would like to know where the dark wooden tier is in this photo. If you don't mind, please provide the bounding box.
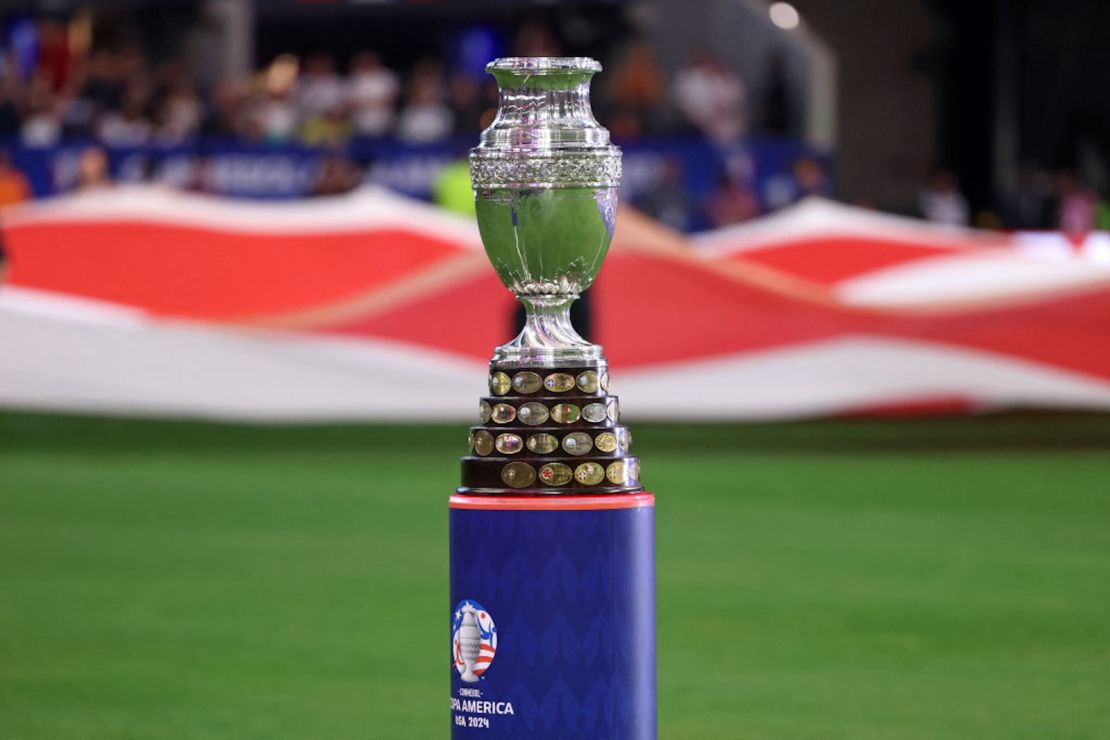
[458,363,644,495]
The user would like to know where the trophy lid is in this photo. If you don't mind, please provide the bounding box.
[485,57,602,75]
[475,57,614,153]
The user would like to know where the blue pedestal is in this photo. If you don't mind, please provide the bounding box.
[449,493,656,739]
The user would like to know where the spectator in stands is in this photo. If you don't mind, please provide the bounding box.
[707,170,761,227]
[201,78,247,139]
[792,156,832,200]
[81,48,126,113]
[1054,170,1097,233]
[146,59,202,143]
[301,102,353,147]
[57,57,96,138]
[397,59,453,143]
[113,47,149,109]
[919,169,969,226]
[1003,164,1053,229]
[608,40,667,138]
[0,151,31,208]
[155,80,202,143]
[98,83,153,146]
[75,145,111,191]
[20,73,62,147]
[37,18,71,92]
[348,52,399,138]
[764,154,831,210]
[297,53,346,118]
[251,54,299,143]
[674,52,745,142]
[634,157,696,232]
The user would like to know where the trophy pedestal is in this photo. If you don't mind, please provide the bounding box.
[449,493,656,740]
[452,359,652,738]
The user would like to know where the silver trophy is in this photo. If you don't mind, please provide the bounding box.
[470,57,621,368]
[460,56,639,495]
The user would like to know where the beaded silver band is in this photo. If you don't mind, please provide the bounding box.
[469,150,622,189]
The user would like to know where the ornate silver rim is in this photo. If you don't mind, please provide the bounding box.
[470,151,621,189]
[486,57,602,74]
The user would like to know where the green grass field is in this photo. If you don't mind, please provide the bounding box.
[2,412,1109,739]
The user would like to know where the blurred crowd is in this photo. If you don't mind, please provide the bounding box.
[914,166,1108,233]
[0,19,779,149]
[0,16,1105,235]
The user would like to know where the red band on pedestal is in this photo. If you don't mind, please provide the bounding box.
[449,492,655,511]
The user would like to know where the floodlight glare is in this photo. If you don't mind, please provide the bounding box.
[770,1,801,30]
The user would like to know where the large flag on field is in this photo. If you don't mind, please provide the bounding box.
[1,186,1109,420]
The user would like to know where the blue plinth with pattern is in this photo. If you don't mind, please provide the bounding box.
[449,501,656,739]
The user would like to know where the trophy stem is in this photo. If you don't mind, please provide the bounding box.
[492,294,602,368]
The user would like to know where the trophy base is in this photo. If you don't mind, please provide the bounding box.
[462,361,642,495]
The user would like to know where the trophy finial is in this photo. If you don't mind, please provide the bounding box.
[471,56,621,368]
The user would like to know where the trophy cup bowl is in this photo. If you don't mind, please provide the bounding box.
[470,57,621,367]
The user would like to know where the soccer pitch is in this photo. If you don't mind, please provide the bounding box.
[1,413,1108,739]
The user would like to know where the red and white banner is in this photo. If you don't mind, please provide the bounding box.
[2,186,1109,420]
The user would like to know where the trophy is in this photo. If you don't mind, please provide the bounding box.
[449,58,656,739]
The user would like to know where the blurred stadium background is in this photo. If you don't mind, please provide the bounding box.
[1,1,1109,738]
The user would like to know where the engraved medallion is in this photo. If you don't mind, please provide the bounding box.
[550,403,581,424]
[491,403,516,424]
[472,430,494,456]
[512,371,542,394]
[489,372,512,396]
[539,463,573,487]
[527,433,560,454]
[595,431,618,453]
[617,427,632,452]
[562,431,593,456]
[574,462,605,486]
[495,433,524,455]
[582,402,607,423]
[518,402,550,426]
[543,373,576,393]
[501,462,536,489]
[576,370,599,393]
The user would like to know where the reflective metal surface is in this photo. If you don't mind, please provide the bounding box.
[471,57,621,368]
[457,60,643,497]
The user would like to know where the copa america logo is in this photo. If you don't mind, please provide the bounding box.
[452,600,497,683]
